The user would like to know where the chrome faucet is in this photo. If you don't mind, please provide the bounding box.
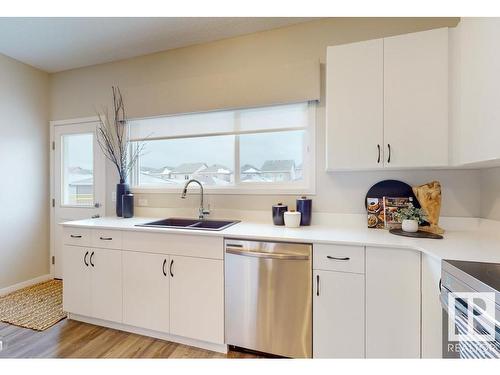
[181,179,210,219]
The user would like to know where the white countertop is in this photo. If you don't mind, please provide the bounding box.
[61,216,500,263]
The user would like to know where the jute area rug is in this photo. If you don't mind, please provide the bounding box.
[0,279,66,331]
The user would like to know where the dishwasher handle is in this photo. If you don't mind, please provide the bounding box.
[226,246,309,260]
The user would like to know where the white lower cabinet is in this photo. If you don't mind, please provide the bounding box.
[365,247,421,358]
[169,255,224,344]
[313,270,365,358]
[62,245,91,317]
[123,251,170,333]
[122,252,224,344]
[90,248,122,322]
[62,226,429,357]
[63,245,122,323]
[421,254,443,358]
[62,227,225,349]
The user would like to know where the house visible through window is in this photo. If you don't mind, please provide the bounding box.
[62,133,94,205]
[129,102,315,192]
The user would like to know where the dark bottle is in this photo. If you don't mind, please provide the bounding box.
[122,193,134,218]
[296,196,312,226]
[272,203,288,225]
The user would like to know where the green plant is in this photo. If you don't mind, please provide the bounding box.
[394,203,427,224]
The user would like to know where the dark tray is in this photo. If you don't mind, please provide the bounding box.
[389,228,443,240]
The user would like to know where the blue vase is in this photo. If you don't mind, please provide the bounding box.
[116,183,129,217]
[296,196,312,226]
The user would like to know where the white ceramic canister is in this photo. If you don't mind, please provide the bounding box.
[284,210,301,228]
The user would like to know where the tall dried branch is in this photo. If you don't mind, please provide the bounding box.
[95,86,147,183]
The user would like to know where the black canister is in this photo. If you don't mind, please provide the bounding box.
[272,203,288,225]
[122,193,134,218]
[296,196,312,226]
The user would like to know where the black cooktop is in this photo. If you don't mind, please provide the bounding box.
[445,259,500,293]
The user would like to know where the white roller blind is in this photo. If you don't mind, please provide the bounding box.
[129,102,311,141]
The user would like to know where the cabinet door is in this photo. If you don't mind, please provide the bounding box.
[326,39,384,170]
[366,247,421,358]
[170,255,224,344]
[90,248,123,322]
[62,245,91,316]
[123,251,170,333]
[449,19,500,166]
[384,28,449,168]
[421,254,442,358]
[313,270,365,358]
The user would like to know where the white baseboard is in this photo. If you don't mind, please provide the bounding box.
[68,313,228,354]
[0,274,52,297]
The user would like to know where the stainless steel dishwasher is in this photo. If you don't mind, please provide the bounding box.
[224,239,312,358]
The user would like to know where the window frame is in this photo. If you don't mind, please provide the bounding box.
[129,102,316,195]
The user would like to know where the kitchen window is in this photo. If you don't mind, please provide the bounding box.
[129,102,315,194]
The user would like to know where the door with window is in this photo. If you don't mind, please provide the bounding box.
[52,120,105,279]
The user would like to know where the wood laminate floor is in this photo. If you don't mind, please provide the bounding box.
[0,319,259,358]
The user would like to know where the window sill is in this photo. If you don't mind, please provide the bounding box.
[130,185,316,196]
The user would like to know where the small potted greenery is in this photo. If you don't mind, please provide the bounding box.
[394,203,427,232]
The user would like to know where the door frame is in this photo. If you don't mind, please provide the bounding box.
[49,116,104,277]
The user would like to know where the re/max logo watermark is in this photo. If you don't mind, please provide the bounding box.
[448,292,496,342]
[447,342,498,354]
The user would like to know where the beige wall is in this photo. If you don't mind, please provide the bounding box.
[138,169,481,218]
[0,53,49,289]
[49,17,479,218]
[480,167,500,220]
[50,18,459,120]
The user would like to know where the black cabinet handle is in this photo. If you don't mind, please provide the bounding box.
[162,259,167,277]
[316,275,320,296]
[169,259,174,277]
[71,234,82,238]
[377,144,381,163]
[327,255,350,261]
[387,144,391,163]
[99,237,112,241]
[84,251,89,267]
[90,251,95,267]
[439,279,442,292]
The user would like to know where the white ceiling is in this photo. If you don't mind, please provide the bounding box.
[0,17,315,73]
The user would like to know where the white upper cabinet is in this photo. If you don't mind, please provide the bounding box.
[449,18,500,166]
[384,28,449,168]
[326,28,449,170]
[326,39,384,170]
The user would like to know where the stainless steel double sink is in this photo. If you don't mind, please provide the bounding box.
[136,218,240,231]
